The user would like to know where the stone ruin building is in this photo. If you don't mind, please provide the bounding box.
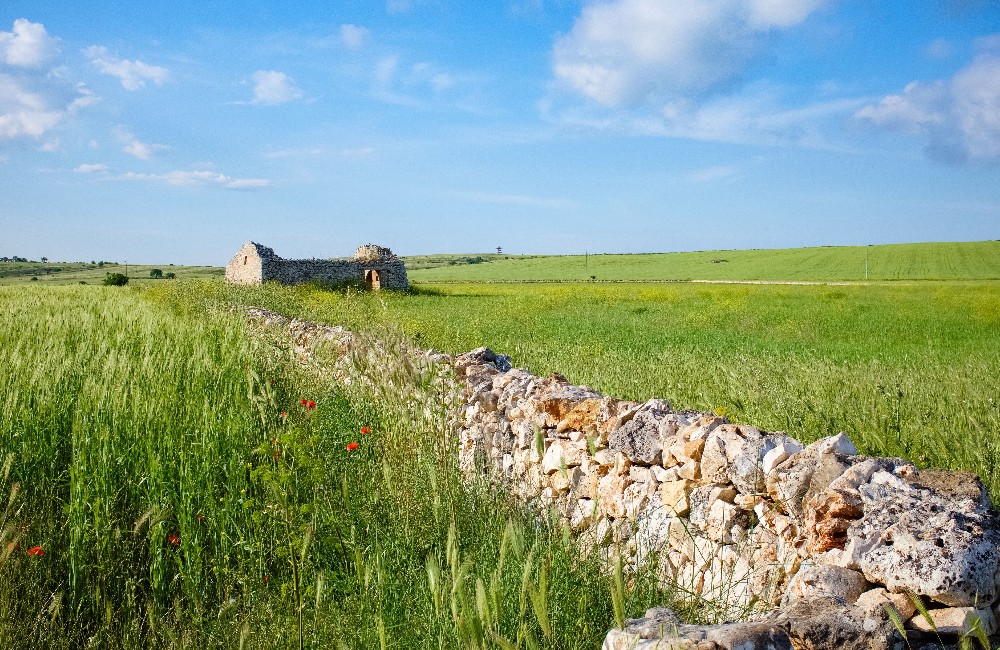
[224,241,408,290]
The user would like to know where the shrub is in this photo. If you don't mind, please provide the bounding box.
[149,269,163,279]
[165,272,176,279]
[103,272,128,286]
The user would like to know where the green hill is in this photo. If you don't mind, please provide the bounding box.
[406,240,1000,283]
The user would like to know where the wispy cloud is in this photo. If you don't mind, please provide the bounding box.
[0,18,58,68]
[688,165,739,183]
[74,163,109,173]
[250,70,303,105]
[84,45,169,90]
[121,169,271,189]
[452,190,580,209]
[0,72,96,140]
[340,24,370,50]
[340,146,376,157]
[114,126,167,160]
[854,34,1000,164]
[263,147,326,159]
[545,83,865,149]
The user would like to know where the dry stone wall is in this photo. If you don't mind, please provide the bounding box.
[246,307,1000,650]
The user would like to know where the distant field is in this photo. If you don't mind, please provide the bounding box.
[406,240,1000,282]
[0,261,223,285]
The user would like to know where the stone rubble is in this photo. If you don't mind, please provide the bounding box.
[245,307,1000,650]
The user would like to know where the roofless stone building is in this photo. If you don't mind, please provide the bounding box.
[224,241,408,290]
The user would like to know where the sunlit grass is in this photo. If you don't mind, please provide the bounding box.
[0,284,667,648]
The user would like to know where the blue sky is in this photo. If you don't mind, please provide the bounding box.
[1,1,998,264]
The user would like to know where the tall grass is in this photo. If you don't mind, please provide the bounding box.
[0,284,669,647]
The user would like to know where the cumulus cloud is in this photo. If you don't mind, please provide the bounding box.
[552,0,828,107]
[250,70,303,104]
[854,35,1000,164]
[85,46,169,90]
[0,18,58,67]
[114,126,168,160]
[340,24,370,49]
[122,169,271,189]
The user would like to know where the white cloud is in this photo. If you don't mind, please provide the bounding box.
[122,169,271,189]
[114,126,168,160]
[340,24,370,49]
[84,45,169,90]
[855,36,1000,164]
[552,0,827,107]
[75,163,110,173]
[250,70,303,105]
[0,18,58,68]
[0,73,63,138]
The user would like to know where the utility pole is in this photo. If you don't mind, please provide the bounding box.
[585,250,588,271]
[125,258,128,278]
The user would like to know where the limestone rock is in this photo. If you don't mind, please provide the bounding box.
[765,434,858,519]
[608,402,671,466]
[762,440,804,475]
[848,470,1000,607]
[730,433,801,496]
[782,565,869,606]
[602,607,794,650]
[906,606,996,636]
[855,588,916,621]
[659,479,695,516]
[541,440,584,474]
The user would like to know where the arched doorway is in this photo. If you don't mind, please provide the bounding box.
[364,269,381,290]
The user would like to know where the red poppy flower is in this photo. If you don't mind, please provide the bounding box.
[26,545,44,557]
[279,412,287,419]
[305,400,316,410]
[262,574,269,583]
[346,442,359,452]
[300,399,307,405]
[360,426,371,435]
[168,534,180,547]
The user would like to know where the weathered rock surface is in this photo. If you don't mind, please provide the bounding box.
[847,470,1000,607]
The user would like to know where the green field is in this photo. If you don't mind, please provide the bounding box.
[406,240,1000,282]
[2,240,1000,646]
[0,261,223,286]
[213,279,1000,497]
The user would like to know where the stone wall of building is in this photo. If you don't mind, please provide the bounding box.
[246,307,1000,650]
[224,241,409,290]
